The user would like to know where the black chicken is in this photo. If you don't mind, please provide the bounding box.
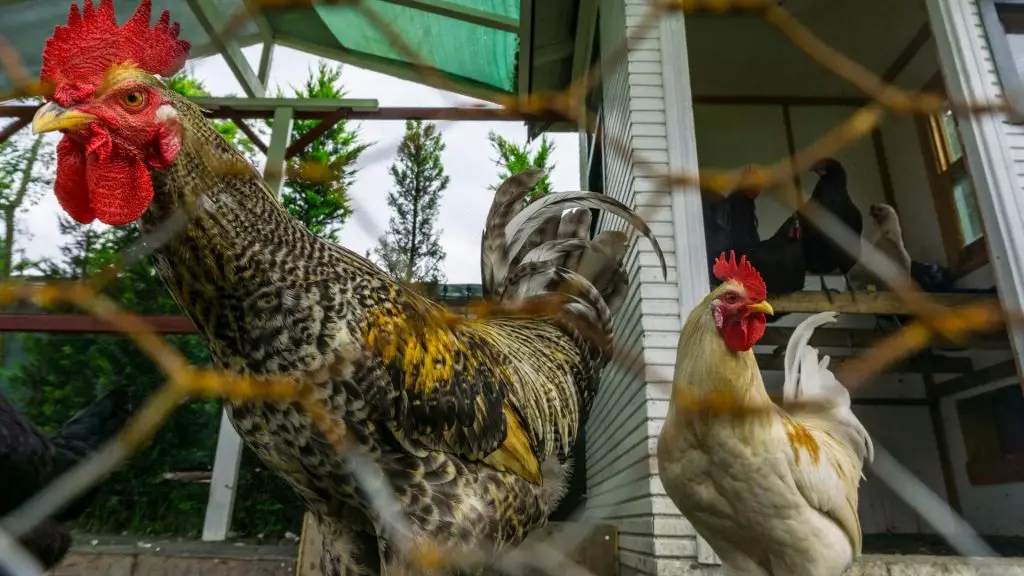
[0,386,132,571]
[799,158,863,303]
[703,186,760,286]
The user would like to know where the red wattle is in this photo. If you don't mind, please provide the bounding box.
[85,149,154,226]
[54,135,95,224]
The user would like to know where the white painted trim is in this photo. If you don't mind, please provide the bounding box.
[659,7,718,568]
[264,106,295,196]
[925,0,1024,378]
[658,10,708,318]
[201,409,244,541]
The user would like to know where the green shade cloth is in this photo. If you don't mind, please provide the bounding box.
[311,0,519,93]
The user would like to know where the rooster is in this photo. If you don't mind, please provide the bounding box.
[0,386,132,571]
[657,253,874,576]
[28,2,667,574]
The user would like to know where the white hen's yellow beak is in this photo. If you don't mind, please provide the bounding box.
[748,301,775,316]
[31,101,97,135]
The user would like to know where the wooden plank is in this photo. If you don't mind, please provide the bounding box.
[934,359,1020,397]
[761,325,1010,350]
[756,353,972,374]
[921,352,963,513]
[692,95,868,106]
[295,521,617,576]
[0,103,569,123]
[771,290,999,315]
[0,312,196,334]
[296,512,322,576]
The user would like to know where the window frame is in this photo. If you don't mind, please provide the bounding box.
[979,0,1024,125]
[915,73,990,277]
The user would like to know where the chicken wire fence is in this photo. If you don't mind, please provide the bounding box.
[0,0,1019,573]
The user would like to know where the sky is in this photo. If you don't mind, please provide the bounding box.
[7,45,581,284]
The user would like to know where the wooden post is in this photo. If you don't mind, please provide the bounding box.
[922,351,963,513]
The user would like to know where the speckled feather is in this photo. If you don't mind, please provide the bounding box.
[132,86,664,575]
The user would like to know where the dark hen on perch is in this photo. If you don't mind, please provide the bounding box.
[799,158,863,303]
[0,386,132,571]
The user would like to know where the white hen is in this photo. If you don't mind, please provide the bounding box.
[659,308,875,576]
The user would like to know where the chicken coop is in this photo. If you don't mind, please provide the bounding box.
[564,0,1024,573]
[2,0,1024,575]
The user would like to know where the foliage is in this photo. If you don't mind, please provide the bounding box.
[1,70,304,538]
[371,120,449,284]
[487,131,555,204]
[273,62,372,242]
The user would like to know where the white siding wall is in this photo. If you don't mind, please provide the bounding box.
[926,0,1024,537]
[583,0,697,575]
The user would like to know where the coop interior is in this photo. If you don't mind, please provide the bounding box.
[682,0,1024,555]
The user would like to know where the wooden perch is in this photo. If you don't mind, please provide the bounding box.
[761,325,1010,350]
[754,353,972,375]
[771,291,999,315]
[162,471,213,483]
[933,359,1020,398]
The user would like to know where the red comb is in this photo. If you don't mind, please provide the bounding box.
[713,251,766,301]
[41,0,190,103]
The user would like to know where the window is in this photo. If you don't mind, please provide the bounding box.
[979,0,1024,124]
[956,383,1024,485]
[916,75,988,275]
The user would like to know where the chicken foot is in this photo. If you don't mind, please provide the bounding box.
[818,274,842,305]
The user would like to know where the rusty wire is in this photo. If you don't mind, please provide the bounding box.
[0,0,1019,573]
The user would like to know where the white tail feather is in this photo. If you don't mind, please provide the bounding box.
[783,312,875,463]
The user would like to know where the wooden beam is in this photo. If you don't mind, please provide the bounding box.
[756,353,972,374]
[771,290,999,315]
[0,118,30,145]
[518,0,534,96]
[781,104,802,196]
[921,351,963,513]
[0,103,569,123]
[187,0,266,98]
[285,108,348,159]
[934,359,1020,397]
[761,324,1010,350]
[0,312,195,333]
[872,128,899,210]
[692,95,868,107]
[882,23,932,82]
[225,113,268,154]
[766,395,929,407]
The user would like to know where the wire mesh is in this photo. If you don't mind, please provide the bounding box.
[0,0,1020,574]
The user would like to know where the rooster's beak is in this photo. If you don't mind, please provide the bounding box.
[749,301,774,316]
[31,102,97,135]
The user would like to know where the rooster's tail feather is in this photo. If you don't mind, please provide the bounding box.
[480,169,666,333]
[782,312,875,464]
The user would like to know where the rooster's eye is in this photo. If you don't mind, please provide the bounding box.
[723,293,739,304]
[121,91,145,109]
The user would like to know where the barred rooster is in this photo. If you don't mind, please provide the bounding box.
[29,2,666,574]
